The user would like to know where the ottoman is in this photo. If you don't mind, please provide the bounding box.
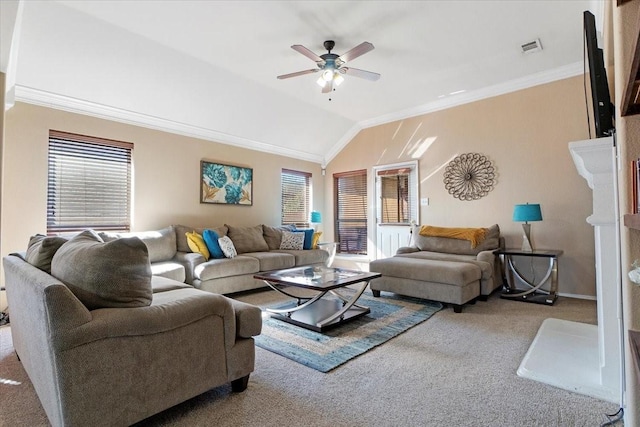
[369,257,482,313]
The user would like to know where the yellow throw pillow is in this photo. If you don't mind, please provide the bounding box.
[312,231,322,249]
[186,231,210,261]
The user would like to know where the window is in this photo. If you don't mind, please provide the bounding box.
[47,130,132,234]
[281,169,311,227]
[334,170,368,254]
[375,162,418,224]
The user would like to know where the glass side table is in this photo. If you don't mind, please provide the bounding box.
[317,242,337,267]
[493,248,563,305]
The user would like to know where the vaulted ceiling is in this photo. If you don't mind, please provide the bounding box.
[2,0,603,165]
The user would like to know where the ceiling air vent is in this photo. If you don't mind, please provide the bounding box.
[521,39,543,54]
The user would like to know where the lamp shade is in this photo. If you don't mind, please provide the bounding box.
[310,211,322,223]
[512,204,542,223]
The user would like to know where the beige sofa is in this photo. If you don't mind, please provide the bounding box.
[369,224,503,312]
[99,224,328,295]
[3,230,262,427]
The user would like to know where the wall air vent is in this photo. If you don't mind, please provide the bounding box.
[521,39,543,54]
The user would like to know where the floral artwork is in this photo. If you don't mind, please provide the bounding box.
[200,161,253,205]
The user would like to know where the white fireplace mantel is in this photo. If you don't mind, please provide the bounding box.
[517,136,622,404]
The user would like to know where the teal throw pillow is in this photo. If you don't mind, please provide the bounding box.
[203,229,225,259]
[294,228,315,250]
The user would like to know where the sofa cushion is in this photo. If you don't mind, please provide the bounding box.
[226,224,269,253]
[242,251,296,271]
[202,229,225,259]
[25,234,68,273]
[51,229,153,310]
[150,275,192,293]
[262,224,295,250]
[151,261,187,283]
[174,224,227,253]
[273,249,328,266]
[412,224,500,255]
[194,255,260,281]
[280,231,305,250]
[186,231,210,260]
[218,235,238,258]
[99,226,177,263]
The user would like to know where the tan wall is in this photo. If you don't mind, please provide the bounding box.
[0,72,5,311]
[1,102,324,269]
[326,75,596,297]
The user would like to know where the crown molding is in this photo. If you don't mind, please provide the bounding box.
[324,62,584,165]
[358,62,585,131]
[15,61,584,168]
[14,85,325,164]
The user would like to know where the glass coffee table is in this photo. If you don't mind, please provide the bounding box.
[254,266,381,332]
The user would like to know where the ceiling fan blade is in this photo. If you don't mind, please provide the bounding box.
[343,67,381,81]
[291,45,323,62]
[322,79,333,94]
[338,42,374,63]
[277,69,319,80]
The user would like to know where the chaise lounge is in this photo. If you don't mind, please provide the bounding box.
[369,224,503,312]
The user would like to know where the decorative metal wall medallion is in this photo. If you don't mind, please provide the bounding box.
[443,153,496,200]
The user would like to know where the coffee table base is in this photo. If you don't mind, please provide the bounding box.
[270,298,370,332]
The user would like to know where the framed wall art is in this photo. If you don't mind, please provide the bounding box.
[200,160,253,205]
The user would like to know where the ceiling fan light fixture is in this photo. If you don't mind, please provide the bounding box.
[321,69,334,82]
[333,72,344,86]
[316,76,327,88]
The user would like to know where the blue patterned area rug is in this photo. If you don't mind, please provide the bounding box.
[254,291,442,373]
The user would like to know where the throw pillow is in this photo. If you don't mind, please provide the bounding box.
[262,224,295,250]
[186,231,210,261]
[25,234,68,273]
[99,226,177,262]
[225,224,269,253]
[280,231,305,250]
[50,229,152,310]
[311,231,322,249]
[293,228,315,250]
[202,229,225,259]
[218,235,238,258]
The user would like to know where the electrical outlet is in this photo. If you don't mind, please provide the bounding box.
[420,198,429,206]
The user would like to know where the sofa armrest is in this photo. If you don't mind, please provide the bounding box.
[172,251,206,284]
[396,246,420,255]
[55,288,236,351]
[476,250,496,264]
[227,298,262,338]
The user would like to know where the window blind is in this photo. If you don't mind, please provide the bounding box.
[47,130,132,234]
[281,169,311,227]
[334,170,368,254]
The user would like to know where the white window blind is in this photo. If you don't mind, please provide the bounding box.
[281,169,311,226]
[334,170,368,254]
[47,130,132,234]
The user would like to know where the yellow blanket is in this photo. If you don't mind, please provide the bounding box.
[419,225,487,248]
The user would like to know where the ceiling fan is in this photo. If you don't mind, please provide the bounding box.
[277,40,380,93]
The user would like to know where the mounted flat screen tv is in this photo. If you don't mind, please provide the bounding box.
[584,10,615,138]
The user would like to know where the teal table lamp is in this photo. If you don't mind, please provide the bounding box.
[513,203,542,252]
[310,211,322,224]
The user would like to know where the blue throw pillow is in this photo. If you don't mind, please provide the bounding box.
[203,229,225,259]
[294,228,315,250]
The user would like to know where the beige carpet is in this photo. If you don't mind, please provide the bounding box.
[0,291,622,426]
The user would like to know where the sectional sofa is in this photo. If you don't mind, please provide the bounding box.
[4,230,263,426]
[100,224,329,294]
